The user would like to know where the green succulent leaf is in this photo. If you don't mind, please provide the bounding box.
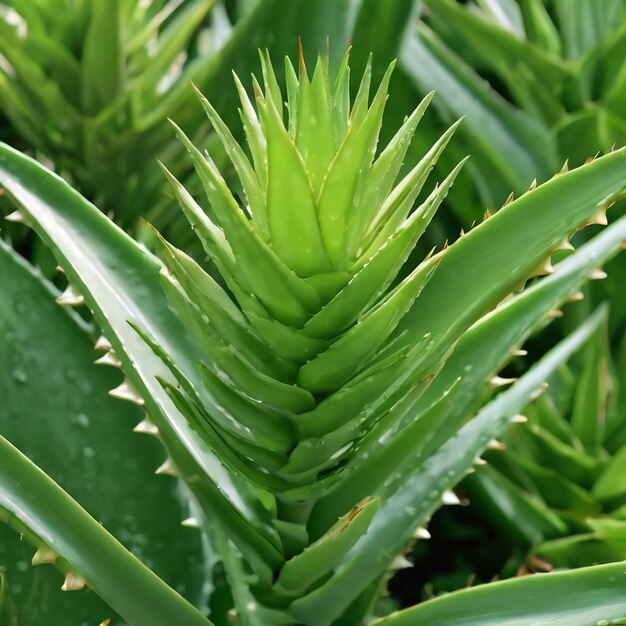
[373,559,626,625]
[0,143,283,579]
[0,239,208,623]
[290,311,606,625]
[0,435,212,626]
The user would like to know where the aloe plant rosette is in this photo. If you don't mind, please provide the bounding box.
[2,49,626,625]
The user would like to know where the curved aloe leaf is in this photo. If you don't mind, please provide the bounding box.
[0,239,207,623]
[373,559,626,625]
[0,143,282,576]
[0,435,212,626]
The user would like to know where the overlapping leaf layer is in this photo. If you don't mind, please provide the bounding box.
[2,47,626,625]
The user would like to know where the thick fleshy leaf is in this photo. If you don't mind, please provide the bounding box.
[0,240,207,623]
[373,559,626,625]
[0,143,282,577]
[310,216,626,534]
[0,436,212,626]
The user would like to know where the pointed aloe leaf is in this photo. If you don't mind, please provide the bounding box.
[357,123,464,260]
[80,0,125,115]
[310,217,626,531]
[372,560,626,625]
[291,335,430,444]
[193,86,268,239]
[247,312,330,362]
[284,56,300,140]
[304,271,351,303]
[257,88,332,277]
[0,143,280,576]
[0,436,212,626]
[504,452,597,513]
[276,498,379,596]
[305,159,464,339]
[462,465,567,547]
[233,71,268,197]
[171,123,321,323]
[520,0,562,55]
[296,56,335,193]
[205,519,292,626]
[291,312,606,625]
[259,48,283,115]
[381,149,626,379]
[317,61,395,268]
[527,421,600,484]
[594,447,626,504]
[345,91,434,257]
[196,364,295,453]
[350,54,372,128]
[331,48,351,147]
[298,255,440,393]
[158,165,270,321]
[156,236,295,381]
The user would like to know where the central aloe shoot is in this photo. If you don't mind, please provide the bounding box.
[148,48,461,619]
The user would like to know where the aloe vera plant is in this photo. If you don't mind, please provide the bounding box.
[0,0,224,224]
[1,49,626,625]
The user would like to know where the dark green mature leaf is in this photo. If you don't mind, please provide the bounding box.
[0,143,283,580]
[0,240,208,624]
[0,435,212,626]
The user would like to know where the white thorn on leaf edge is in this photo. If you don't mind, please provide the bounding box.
[589,268,607,280]
[512,414,528,424]
[390,555,413,571]
[155,458,178,476]
[32,545,57,566]
[474,457,487,465]
[181,517,200,528]
[109,380,144,406]
[491,376,517,387]
[5,210,29,224]
[94,335,113,351]
[530,382,548,401]
[133,417,159,436]
[56,285,85,307]
[442,490,462,506]
[61,571,86,591]
[487,439,507,451]
[413,527,431,540]
[94,350,122,368]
